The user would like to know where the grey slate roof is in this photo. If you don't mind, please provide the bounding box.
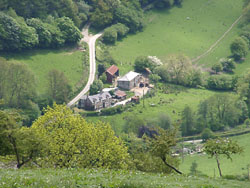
[80,92,111,103]
[118,71,141,82]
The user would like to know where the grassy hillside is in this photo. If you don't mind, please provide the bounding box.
[0,168,249,188]
[1,47,88,94]
[87,87,220,134]
[180,133,250,177]
[109,0,243,74]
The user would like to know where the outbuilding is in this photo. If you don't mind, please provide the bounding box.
[117,71,141,90]
[105,65,119,83]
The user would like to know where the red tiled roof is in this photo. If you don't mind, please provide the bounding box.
[106,65,119,75]
[115,90,127,97]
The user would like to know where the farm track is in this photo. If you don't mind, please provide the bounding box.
[192,14,243,63]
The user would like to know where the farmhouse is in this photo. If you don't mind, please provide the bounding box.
[117,71,142,90]
[105,65,119,83]
[78,92,112,110]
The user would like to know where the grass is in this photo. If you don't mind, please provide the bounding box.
[108,0,243,75]
[86,86,220,135]
[234,53,250,75]
[0,168,249,188]
[179,133,250,177]
[1,47,88,95]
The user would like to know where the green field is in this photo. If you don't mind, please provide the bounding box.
[86,87,220,134]
[1,47,88,94]
[179,133,250,177]
[0,168,249,188]
[109,0,244,74]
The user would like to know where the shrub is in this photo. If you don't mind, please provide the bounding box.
[201,128,214,141]
[220,58,236,73]
[102,27,118,44]
[230,37,248,61]
[112,23,129,39]
[211,62,222,74]
[101,105,124,115]
[134,56,156,73]
[80,111,100,117]
[206,75,236,91]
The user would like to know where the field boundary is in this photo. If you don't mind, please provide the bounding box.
[192,14,243,63]
[180,128,250,142]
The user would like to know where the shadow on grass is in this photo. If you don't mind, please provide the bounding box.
[1,44,78,61]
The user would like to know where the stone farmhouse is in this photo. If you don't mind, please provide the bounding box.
[117,71,142,90]
[78,91,112,110]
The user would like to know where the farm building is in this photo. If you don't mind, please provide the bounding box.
[105,65,119,83]
[117,71,142,90]
[78,92,112,110]
[114,90,127,100]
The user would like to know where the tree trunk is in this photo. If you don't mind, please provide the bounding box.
[162,157,183,174]
[215,155,222,177]
[9,136,21,169]
[248,166,250,180]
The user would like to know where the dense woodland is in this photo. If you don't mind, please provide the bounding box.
[0,0,183,51]
[1,0,250,181]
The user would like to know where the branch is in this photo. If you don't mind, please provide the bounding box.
[162,156,183,175]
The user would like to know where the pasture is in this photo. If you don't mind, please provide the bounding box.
[179,133,250,177]
[1,47,88,94]
[0,168,249,188]
[109,0,244,74]
[86,87,219,135]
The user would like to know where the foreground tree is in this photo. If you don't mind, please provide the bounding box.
[150,127,182,174]
[32,104,129,169]
[0,110,41,168]
[204,137,243,177]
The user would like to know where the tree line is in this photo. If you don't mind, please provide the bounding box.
[0,0,185,51]
[0,10,82,51]
[180,93,248,137]
[0,59,72,125]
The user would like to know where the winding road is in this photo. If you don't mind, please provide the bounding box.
[67,25,103,107]
[67,13,243,107]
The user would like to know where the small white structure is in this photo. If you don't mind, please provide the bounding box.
[117,71,141,90]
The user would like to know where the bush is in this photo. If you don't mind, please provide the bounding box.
[89,80,103,95]
[134,56,156,73]
[102,27,118,44]
[101,105,124,115]
[201,128,214,141]
[220,58,236,73]
[211,62,222,74]
[102,23,129,44]
[113,23,129,39]
[230,37,248,61]
[206,75,236,91]
[114,4,145,33]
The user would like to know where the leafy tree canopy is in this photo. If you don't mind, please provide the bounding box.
[32,104,130,169]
